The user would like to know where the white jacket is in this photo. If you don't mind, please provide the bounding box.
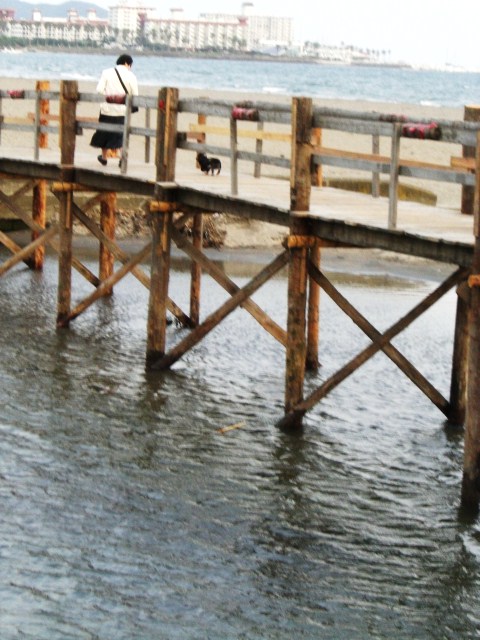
[96,64,139,117]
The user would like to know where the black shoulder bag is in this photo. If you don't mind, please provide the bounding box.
[115,67,138,113]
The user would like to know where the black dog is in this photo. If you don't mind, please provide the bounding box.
[196,152,221,175]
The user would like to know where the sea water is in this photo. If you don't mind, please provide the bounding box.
[1,49,480,107]
[0,240,479,638]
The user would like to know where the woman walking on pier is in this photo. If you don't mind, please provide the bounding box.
[90,54,138,167]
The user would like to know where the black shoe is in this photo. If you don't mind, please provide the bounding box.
[97,155,107,166]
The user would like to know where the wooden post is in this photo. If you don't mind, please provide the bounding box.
[197,113,206,143]
[254,121,263,178]
[449,286,469,425]
[372,133,380,198]
[306,240,320,370]
[119,95,132,173]
[24,179,47,270]
[36,80,50,150]
[284,96,313,426]
[99,192,116,295]
[388,123,401,230]
[462,130,480,512]
[144,106,151,164]
[155,87,178,182]
[190,213,203,326]
[56,190,73,327]
[230,116,238,195]
[311,127,322,187]
[59,80,78,166]
[146,210,172,367]
[461,105,480,215]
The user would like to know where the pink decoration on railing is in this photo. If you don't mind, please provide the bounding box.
[401,122,441,140]
[105,94,126,104]
[232,106,260,121]
[7,90,25,99]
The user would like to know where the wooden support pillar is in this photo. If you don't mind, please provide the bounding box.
[462,130,480,513]
[306,240,320,370]
[449,284,469,425]
[285,239,309,417]
[56,190,73,327]
[26,179,47,270]
[59,80,78,167]
[284,96,313,427]
[99,192,116,295]
[461,105,480,215]
[56,80,77,328]
[36,80,50,150]
[155,87,178,182]
[146,210,172,367]
[190,213,203,326]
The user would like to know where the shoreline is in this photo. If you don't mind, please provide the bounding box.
[2,44,413,70]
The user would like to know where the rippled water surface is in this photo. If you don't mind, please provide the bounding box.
[1,243,480,639]
[1,49,480,106]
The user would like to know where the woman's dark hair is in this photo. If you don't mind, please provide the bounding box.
[116,54,133,66]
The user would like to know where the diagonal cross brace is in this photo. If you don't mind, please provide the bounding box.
[57,241,153,326]
[72,201,191,327]
[0,224,58,276]
[151,250,289,370]
[172,227,288,346]
[0,187,99,286]
[278,264,467,429]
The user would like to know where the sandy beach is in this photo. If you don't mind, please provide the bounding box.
[0,76,470,251]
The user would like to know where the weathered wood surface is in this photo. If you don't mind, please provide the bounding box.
[461,105,480,214]
[150,250,289,370]
[313,145,475,186]
[278,265,467,429]
[0,149,475,266]
[462,129,480,511]
[172,226,288,346]
[188,123,291,142]
[284,97,312,421]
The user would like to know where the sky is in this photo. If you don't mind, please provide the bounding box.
[45,0,480,69]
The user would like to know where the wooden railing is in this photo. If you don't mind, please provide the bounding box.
[0,81,479,229]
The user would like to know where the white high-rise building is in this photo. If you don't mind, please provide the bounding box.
[109,2,156,36]
[201,4,293,51]
[109,2,293,51]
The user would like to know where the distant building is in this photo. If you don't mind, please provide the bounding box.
[201,3,293,52]
[140,11,248,51]
[0,1,387,65]
[108,1,293,51]
[109,2,156,41]
[0,7,110,45]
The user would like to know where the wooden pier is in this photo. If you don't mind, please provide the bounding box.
[1,81,480,511]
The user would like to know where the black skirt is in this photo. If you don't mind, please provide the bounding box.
[90,113,124,150]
